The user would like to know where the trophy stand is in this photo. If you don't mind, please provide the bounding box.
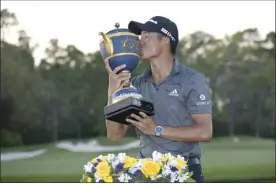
[104,75,154,125]
[104,95,155,125]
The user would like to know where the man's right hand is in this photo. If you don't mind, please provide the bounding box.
[104,58,132,142]
[104,59,131,97]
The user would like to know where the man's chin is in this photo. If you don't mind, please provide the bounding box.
[140,54,149,60]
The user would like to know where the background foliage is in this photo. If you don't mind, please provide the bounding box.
[1,9,275,147]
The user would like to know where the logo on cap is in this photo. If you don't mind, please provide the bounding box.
[148,19,158,24]
[160,28,176,42]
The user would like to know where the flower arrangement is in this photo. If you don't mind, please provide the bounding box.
[80,151,193,183]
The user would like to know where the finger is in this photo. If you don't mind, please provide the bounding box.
[139,112,148,119]
[119,79,130,88]
[122,80,130,87]
[117,76,131,83]
[116,71,131,78]
[126,118,140,126]
[127,120,145,134]
[110,72,130,82]
[130,113,143,121]
[104,59,112,73]
[112,64,126,74]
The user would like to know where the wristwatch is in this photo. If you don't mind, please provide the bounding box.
[155,126,163,136]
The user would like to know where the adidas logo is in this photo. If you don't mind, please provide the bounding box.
[168,89,179,97]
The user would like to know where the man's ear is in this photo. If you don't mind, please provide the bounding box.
[162,36,170,45]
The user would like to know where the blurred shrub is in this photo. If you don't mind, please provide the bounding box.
[0,129,23,147]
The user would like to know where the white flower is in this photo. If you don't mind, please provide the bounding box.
[111,159,120,170]
[150,176,157,181]
[161,165,171,177]
[106,153,115,163]
[96,154,103,160]
[137,159,143,165]
[150,174,163,181]
[177,155,185,161]
[83,162,93,173]
[177,172,190,182]
[152,151,163,162]
[117,153,126,162]
[164,152,172,159]
[156,174,163,180]
[170,172,178,183]
[118,173,132,182]
[167,158,178,167]
[128,167,138,175]
[94,175,102,183]
[128,162,142,175]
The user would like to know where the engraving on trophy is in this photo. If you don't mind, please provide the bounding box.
[122,36,128,48]
[120,39,140,53]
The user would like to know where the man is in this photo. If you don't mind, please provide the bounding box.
[104,16,213,183]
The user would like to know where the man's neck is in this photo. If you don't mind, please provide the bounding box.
[149,54,174,84]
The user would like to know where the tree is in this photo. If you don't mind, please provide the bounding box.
[1,9,18,41]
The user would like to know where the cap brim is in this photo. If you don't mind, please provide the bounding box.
[128,21,157,35]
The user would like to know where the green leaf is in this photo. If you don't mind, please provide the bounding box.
[186,177,196,183]
[189,171,194,177]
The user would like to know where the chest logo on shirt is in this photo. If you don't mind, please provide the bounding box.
[168,89,179,97]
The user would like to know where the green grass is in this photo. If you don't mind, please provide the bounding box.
[97,136,136,145]
[0,142,55,153]
[1,136,275,182]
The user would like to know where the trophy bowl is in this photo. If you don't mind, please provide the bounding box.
[99,22,140,73]
[99,23,154,125]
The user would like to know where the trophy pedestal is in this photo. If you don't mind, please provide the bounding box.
[104,97,154,125]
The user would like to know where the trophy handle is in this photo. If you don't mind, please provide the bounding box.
[99,32,113,56]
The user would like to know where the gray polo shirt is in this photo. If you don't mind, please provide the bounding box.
[131,60,212,158]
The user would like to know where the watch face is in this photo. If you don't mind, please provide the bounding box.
[156,126,163,134]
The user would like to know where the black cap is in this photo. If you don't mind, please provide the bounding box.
[128,16,179,48]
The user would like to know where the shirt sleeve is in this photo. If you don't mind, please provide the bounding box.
[186,73,212,114]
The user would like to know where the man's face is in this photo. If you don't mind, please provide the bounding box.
[139,31,163,60]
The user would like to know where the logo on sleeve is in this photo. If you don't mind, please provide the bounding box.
[199,94,206,100]
[197,94,211,106]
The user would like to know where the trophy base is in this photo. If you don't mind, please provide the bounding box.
[104,97,155,125]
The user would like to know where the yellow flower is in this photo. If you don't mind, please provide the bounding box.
[87,177,93,183]
[103,176,113,183]
[142,159,162,178]
[89,156,107,164]
[176,158,187,170]
[162,156,169,162]
[89,158,97,164]
[96,161,111,178]
[124,156,138,169]
[162,153,172,162]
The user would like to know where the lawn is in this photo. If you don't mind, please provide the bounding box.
[1,136,275,182]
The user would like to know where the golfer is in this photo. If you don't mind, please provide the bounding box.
[104,16,213,183]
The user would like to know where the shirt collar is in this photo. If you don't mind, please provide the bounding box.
[141,58,180,80]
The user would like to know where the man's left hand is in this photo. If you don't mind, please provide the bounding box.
[126,112,156,135]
